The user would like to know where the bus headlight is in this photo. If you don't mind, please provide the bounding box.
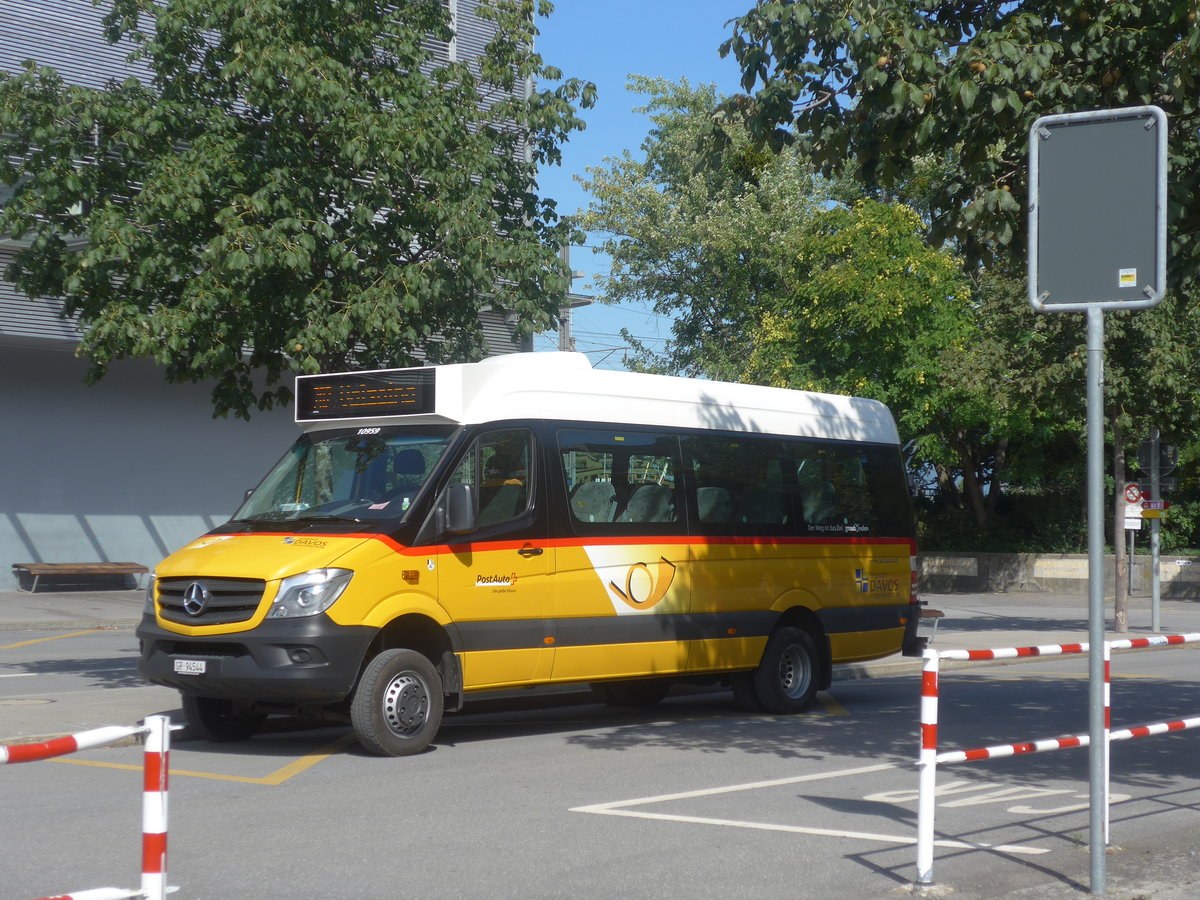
[270,569,353,619]
[143,574,157,615]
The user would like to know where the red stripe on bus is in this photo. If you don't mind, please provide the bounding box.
[227,530,917,557]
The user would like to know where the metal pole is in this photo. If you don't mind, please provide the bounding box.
[1151,429,1162,632]
[558,245,574,352]
[1128,529,1135,595]
[1086,306,1107,895]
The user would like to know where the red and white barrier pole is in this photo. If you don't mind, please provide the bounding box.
[1,725,145,765]
[140,715,169,900]
[5,716,174,900]
[915,649,940,885]
[915,633,1200,886]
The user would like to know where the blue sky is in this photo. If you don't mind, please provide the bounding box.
[532,1,754,365]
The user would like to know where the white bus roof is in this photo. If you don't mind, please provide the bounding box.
[295,352,900,445]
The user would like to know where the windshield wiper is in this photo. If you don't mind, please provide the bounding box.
[229,513,294,524]
[293,513,364,524]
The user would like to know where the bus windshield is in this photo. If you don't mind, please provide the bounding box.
[233,426,457,524]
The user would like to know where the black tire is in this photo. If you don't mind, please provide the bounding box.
[750,626,821,714]
[351,649,443,756]
[590,678,671,708]
[181,694,266,742]
[730,672,762,712]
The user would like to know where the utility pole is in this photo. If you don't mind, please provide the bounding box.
[558,244,580,352]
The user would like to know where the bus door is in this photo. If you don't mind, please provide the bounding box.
[683,435,802,673]
[551,429,692,682]
[436,427,553,688]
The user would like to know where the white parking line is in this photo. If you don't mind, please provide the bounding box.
[570,762,1050,856]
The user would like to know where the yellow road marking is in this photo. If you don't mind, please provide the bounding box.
[51,731,358,784]
[817,690,849,716]
[1,630,101,650]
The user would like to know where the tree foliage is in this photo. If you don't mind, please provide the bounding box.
[718,1,1200,280]
[0,0,594,416]
[580,78,1042,529]
[579,76,824,382]
[717,1,1200,552]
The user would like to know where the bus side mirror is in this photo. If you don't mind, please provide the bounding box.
[444,483,477,535]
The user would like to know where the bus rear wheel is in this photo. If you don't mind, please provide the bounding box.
[351,648,443,756]
[181,694,266,743]
[749,626,820,714]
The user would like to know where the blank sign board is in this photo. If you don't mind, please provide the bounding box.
[1028,106,1166,312]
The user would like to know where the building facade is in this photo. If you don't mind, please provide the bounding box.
[0,0,533,588]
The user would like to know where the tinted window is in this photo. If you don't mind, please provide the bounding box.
[559,429,683,531]
[682,435,799,535]
[792,442,912,537]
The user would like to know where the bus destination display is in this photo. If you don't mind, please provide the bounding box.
[296,370,436,421]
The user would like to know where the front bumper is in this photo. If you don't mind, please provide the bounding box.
[136,613,376,703]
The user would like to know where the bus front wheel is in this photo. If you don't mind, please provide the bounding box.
[181,694,266,743]
[750,626,820,714]
[351,648,444,756]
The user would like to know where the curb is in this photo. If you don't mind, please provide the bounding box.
[0,621,138,633]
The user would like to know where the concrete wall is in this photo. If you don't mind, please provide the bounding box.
[0,345,298,589]
[920,552,1200,598]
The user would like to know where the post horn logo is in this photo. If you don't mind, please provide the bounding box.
[610,557,677,611]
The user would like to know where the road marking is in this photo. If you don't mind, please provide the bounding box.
[819,690,849,716]
[1,630,101,649]
[570,762,1049,856]
[52,731,358,784]
[0,672,37,678]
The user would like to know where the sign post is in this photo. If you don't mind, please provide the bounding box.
[1028,105,1167,896]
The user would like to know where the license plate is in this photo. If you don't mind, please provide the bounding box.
[173,658,207,675]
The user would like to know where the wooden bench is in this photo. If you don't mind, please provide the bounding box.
[920,606,946,641]
[12,562,149,593]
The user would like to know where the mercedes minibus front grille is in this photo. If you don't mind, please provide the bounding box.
[157,576,266,626]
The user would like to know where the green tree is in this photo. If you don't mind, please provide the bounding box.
[581,78,1058,530]
[719,2,1200,576]
[718,0,1199,279]
[579,76,827,382]
[0,0,594,417]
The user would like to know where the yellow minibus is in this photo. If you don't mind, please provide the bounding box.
[137,352,920,755]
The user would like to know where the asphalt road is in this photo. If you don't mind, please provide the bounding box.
[3,623,1200,899]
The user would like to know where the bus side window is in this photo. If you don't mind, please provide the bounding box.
[682,435,794,533]
[558,430,681,530]
[793,442,879,533]
[450,429,533,528]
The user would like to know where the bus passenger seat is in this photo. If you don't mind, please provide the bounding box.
[617,484,675,523]
[696,486,733,523]
[571,481,617,523]
[802,482,839,525]
[740,489,786,525]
